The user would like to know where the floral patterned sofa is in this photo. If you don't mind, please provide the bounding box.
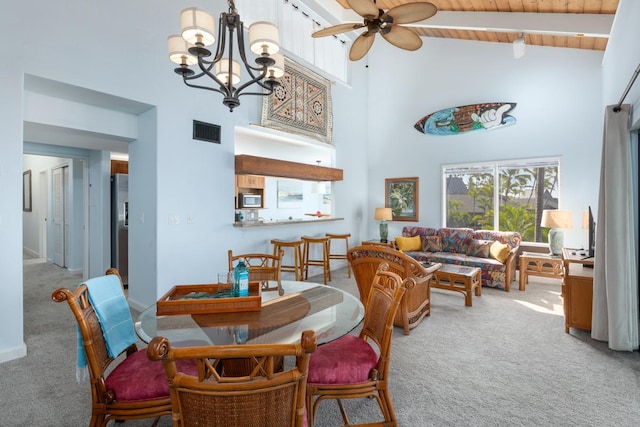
[395,226,522,291]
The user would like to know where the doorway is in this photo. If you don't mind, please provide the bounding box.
[52,165,68,268]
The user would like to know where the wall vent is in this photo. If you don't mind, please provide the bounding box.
[193,120,221,144]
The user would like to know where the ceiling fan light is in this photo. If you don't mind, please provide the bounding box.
[513,34,526,59]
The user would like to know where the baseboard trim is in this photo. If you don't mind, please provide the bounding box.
[0,343,27,364]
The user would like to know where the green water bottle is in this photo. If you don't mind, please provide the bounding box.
[234,260,249,297]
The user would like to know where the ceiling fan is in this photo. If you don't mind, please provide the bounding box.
[311,0,437,61]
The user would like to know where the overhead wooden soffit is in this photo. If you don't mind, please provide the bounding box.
[235,155,343,181]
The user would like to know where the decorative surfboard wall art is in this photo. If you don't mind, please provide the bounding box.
[414,102,517,136]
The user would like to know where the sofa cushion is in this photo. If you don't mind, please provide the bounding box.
[489,241,510,263]
[422,236,442,252]
[468,239,492,258]
[395,236,422,251]
[438,228,474,253]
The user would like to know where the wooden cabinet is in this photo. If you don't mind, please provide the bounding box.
[235,175,265,209]
[236,174,264,189]
[561,248,595,333]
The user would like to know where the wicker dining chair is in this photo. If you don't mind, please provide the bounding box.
[305,263,413,427]
[147,330,317,427]
[51,268,198,427]
[228,249,284,295]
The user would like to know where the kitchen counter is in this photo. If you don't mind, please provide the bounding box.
[233,217,344,227]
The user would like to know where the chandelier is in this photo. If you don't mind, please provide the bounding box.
[167,1,283,112]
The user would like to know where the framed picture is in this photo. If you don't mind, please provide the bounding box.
[277,180,303,208]
[23,170,32,212]
[385,177,418,222]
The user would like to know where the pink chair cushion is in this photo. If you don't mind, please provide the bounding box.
[104,348,197,402]
[307,335,378,385]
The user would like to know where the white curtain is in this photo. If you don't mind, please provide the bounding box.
[591,104,639,351]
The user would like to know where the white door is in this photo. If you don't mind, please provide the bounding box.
[38,170,48,259]
[52,166,68,267]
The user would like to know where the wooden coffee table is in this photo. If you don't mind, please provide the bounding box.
[519,251,563,291]
[430,264,481,306]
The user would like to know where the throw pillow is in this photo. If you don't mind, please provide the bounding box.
[468,239,492,258]
[422,236,442,252]
[395,236,422,251]
[489,241,510,263]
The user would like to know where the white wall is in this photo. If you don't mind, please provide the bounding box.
[1,0,638,363]
[363,37,604,249]
[0,0,370,362]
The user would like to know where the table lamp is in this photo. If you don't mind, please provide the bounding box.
[540,210,573,256]
[374,207,393,243]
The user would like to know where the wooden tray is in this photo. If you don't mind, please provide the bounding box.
[157,282,262,316]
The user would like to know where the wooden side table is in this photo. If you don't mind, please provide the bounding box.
[361,239,394,247]
[561,248,594,333]
[518,251,563,291]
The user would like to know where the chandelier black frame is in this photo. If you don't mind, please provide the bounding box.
[168,1,283,112]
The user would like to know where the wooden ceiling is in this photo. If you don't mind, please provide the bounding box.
[331,0,619,51]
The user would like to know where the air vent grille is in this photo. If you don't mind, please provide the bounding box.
[193,120,221,144]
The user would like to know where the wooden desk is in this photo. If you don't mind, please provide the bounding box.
[135,281,364,346]
[519,251,563,291]
[561,248,595,333]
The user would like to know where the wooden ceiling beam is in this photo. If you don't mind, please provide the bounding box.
[235,155,343,181]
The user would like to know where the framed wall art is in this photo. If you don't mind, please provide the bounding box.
[385,177,418,222]
[23,170,32,212]
[277,180,303,208]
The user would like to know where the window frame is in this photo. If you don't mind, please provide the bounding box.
[441,156,563,242]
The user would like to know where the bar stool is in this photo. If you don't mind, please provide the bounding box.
[301,235,331,285]
[326,233,351,278]
[271,239,303,281]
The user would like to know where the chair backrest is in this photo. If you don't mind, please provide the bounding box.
[51,269,135,402]
[228,249,284,293]
[360,263,413,380]
[147,330,317,427]
[348,244,436,306]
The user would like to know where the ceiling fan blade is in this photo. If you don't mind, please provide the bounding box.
[381,26,422,51]
[312,22,365,38]
[382,2,437,24]
[346,0,380,19]
[349,33,375,61]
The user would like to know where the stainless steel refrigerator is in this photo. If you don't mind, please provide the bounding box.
[111,174,128,286]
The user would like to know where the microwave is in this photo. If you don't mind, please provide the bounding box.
[239,193,262,208]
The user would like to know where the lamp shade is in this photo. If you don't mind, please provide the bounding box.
[167,35,197,65]
[540,210,573,229]
[215,59,241,85]
[249,21,280,55]
[374,207,393,221]
[180,7,216,46]
[267,53,285,78]
[311,182,326,194]
[513,34,526,59]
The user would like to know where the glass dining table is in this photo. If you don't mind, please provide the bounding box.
[135,280,364,347]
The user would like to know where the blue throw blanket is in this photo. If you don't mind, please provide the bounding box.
[76,274,136,382]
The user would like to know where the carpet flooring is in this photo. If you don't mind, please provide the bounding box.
[1,261,639,426]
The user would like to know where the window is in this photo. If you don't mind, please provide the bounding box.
[238,0,348,82]
[443,158,560,242]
